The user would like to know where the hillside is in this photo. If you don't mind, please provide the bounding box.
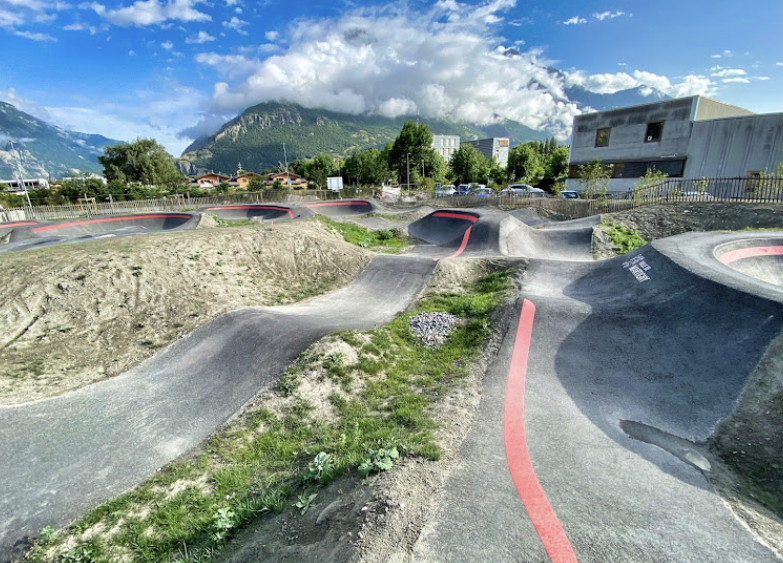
[176,102,549,175]
[0,102,122,179]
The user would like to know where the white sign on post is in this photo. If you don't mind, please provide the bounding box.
[327,177,344,191]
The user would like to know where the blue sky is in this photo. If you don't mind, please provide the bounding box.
[2,0,781,156]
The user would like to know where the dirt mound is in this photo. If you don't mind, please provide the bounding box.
[602,202,783,241]
[0,221,371,405]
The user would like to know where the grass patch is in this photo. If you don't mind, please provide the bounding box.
[315,215,408,253]
[601,221,647,255]
[25,268,513,563]
[211,215,260,228]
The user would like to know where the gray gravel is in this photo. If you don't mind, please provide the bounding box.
[409,312,460,348]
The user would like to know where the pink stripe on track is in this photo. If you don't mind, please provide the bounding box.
[719,246,783,265]
[33,215,190,233]
[433,226,472,261]
[504,299,578,563]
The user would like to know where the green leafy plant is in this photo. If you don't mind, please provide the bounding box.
[358,446,399,477]
[601,221,647,255]
[294,493,318,515]
[211,507,237,542]
[303,452,334,482]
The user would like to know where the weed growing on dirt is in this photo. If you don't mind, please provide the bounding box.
[211,215,260,228]
[601,221,647,255]
[25,268,512,563]
[315,216,408,252]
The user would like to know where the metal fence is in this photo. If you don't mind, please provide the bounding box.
[612,176,783,203]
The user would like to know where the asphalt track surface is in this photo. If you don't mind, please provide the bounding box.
[2,202,783,562]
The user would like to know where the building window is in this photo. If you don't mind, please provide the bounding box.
[645,121,664,143]
[595,128,611,147]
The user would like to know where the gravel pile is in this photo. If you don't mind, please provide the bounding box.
[409,312,460,348]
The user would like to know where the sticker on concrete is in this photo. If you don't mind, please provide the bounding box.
[623,254,652,282]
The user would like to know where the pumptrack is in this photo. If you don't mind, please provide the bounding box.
[1,200,782,563]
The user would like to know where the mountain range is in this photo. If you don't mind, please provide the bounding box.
[0,83,669,180]
[0,102,122,181]
[176,86,670,176]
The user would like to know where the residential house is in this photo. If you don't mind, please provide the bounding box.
[267,172,308,189]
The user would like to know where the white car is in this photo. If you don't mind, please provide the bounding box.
[501,184,546,197]
[559,190,579,199]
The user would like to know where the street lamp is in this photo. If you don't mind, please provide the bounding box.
[406,152,411,192]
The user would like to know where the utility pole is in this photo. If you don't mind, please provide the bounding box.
[406,152,411,192]
[282,143,290,194]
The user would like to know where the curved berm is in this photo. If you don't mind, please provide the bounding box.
[27,213,198,238]
[714,236,783,287]
[201,204,307,222]
[302,199,375,217]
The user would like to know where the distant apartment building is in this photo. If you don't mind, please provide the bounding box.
[462,137,510,168]
[567,95,783,193]
[1,177,49,193]
[432,134,460,161]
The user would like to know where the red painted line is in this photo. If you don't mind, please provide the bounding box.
[32,214,190,233]
[0,221,37,229]
[304,201,370,208]
[434,226,472,262]
[718,245,783,265]
[432,211,479,223]
[504,300,578,563]
[206,205,294,219]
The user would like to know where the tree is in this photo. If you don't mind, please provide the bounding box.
[388,121,433,186]
[577,159,611,198]
[507,143,543,183]
[98,138,182,188]
[247,176,266,191]
[450,144,484,185]
[545,145,570,184]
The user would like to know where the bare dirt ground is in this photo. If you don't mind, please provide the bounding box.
[0,221,371,405]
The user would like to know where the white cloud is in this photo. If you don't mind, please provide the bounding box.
[776,62,783,67]
[222,15,248,34]
[264,30,278,41]
[563,16,586,25]
[161,40,173,50]
[754,76,770,81]
[199,1,580,140]
[91,0,210,27]
[722,77,750,84]
[593,11,624,21]
[42,81,207,155]
[186,30,214,43]
[711,49,734,59]
[63,21,103,34]
[710,68,745,77]
[565,69,713,98]
[0,88,53,121]
[13,29,57,41]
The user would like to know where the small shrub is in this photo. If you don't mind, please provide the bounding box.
[358,446,399,477]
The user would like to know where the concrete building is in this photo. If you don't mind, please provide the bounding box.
[1,177,49,193]
[431,134,460,162]
[566,96,783,193]
[463,137,510,168]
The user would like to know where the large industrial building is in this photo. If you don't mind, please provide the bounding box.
[566,96,783,193]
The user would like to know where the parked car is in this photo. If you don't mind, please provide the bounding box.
[471,187,494,198]
[434,185,456,197]
[501,184,546,197]
[559,190,579,199]
[454,184,472,195]
[680,191,715,199]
